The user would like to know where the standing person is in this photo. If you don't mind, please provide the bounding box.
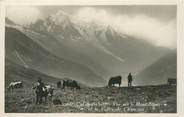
[128,73,133,87]
[57,81,61,88]
[35,78,45,104]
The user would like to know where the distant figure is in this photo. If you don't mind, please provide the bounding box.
[34,78,46,104]
[128,73,133,87]
[108,75,122,87]
[57,81,61,88]
[33,79,55,104]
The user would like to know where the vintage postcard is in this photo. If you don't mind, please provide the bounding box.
[0,0,183,116]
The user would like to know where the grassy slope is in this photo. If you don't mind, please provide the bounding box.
[5,85,176,113]
[5,58,63,88]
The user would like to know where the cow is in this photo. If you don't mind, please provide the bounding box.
[43,85,55,101]
[168,78,176,85]
[8,81,23,91]
[62,80,80,90]
[108,76,122,87]
[33,84,55,104]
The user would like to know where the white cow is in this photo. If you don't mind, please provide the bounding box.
[8,81,23,91]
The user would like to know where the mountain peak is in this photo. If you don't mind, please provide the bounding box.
[105,25,117,39]
[56,10,68,16]
[47,10,71,26]
[106,25,116,32]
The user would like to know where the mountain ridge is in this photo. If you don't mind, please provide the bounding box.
[5,26,106,87]
[135,51,176,86]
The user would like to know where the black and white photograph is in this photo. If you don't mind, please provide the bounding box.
[4,4,177,113]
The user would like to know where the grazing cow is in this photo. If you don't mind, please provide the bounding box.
[57,81,61,88]
[33,83,54,104]
[43,85,55,101]
[108,76,122,87]
[8,81,23,91]
[168,78,176,85]
[62,80,80,90]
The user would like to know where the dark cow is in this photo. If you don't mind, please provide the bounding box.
[33,84,54,104]
[168,78,176,85]
[62,80,80,90]
[108,76,122,87]
[8,81,23,91]
[57,81,62,88]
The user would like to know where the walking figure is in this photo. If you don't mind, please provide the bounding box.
[128,73,133,87]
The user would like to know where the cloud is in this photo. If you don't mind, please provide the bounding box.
[6,6,43,25]
[75,7,176,49]
[6,6,176,49]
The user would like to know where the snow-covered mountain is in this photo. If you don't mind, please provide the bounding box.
[5,10,176,86]
[28,10,171,75]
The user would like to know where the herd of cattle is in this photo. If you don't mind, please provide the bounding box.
[6,76,176,104]
[7,80,82,91]
[57,80,81,89]
[7,79,83,104]
[6,76,123,104]
[7,76,123,91]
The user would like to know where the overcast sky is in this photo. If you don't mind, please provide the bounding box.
[6,5,176,49]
